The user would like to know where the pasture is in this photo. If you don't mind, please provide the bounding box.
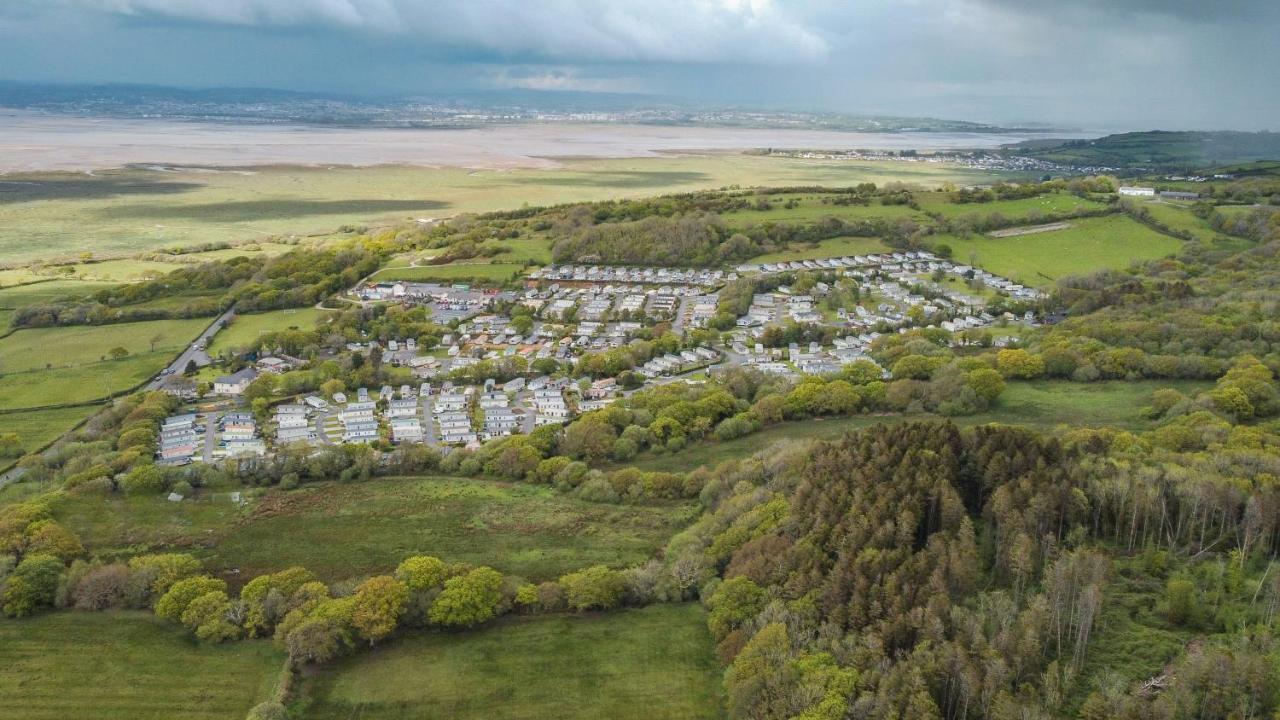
[0,611,283,720]
[55,475,699,583]
[0,318,207,411]
[0,156,1022,266]
[916,191,1106,218]
[208,308,334,354]
[0,355,166,411]
[719,192,927,225]
[0,318,208,373]
[1138,200,1245,248]
[372,262,527,284]
[625,380,1211,473]
[933,214,1184,285]
[749,235,892,264]
[0,405,100,457]
[299,604,724,720]
[0,280,117,305]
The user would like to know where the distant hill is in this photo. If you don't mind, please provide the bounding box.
[1009,130,1280,171]
[0,80,1033,133]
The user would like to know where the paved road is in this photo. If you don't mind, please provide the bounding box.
[0,466,27,489]
[146,307,236,392]
[202,412,218,463]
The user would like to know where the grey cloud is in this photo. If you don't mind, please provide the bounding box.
[0,0,1275,130]
[51,0,829,65]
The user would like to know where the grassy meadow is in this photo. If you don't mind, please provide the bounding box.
[0,611,283,720]
[749,235,892,264]
[0,318,208,373]
[207,308,334,354]
[299,604,724,720]
[55,475,699,583]
[0,405,100,456]
[917,191,1105,218]
[371,262,528,284]
[935,214,1184,285]
[0,279,117,303]
[625,380,1210,473]
[0,156,1023,266]
[0,356,168,411]
[0,318,208,410]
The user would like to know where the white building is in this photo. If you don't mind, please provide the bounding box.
[1118,186,1156,197]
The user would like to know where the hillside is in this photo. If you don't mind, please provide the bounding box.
[1011,130,1280,171]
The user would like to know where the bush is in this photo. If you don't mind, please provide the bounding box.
[121,465,169,495]
[246,702,290,720]
[2,554,63,617]
[429,567,503,627]
[71,562,131,610]
[560,565,627,611]
[156,576,227,620]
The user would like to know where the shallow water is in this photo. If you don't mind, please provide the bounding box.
[0,110,1095,171]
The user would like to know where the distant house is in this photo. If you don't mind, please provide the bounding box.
[213,367,258,396]
[1118,186,1156,197]
[1160,190,1201,201]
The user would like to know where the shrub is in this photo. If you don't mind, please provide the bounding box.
[560,565,627,611]
[2,554,63,617]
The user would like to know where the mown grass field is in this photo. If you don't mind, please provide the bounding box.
[56,476,699,583]
[0,156,1023,266]
[0,279,117,304]
[0,318,208,410]
[625,380,1211,473]
[719,190,1103,229]
[0,405,100,456]
[917,191,1106,218]
[1137,200,1246,248]
[720,192,927,225]
[0,611,283,720]
[208,308,334,354]
[0,355,166,411]
[749,235,892,264]
[0,318,208,373]
[934,214,1184,285]
[299,604,724,720]
[371,262,527,284]
[55,259,189,283]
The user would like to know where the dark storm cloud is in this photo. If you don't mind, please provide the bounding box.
[0,0,1276,130]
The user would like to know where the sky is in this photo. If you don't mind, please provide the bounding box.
[0,0,1277,130]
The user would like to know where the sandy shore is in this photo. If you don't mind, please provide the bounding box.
[0,110,1079,172]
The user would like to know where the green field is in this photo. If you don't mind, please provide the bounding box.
[720,192,927,225]
[934,214,1184,285]
[300,604,724,720]
[1138,200,1246,248]
[0,318,208,373]
[749,235,893,264]
[56,476,698,583]
[917,191,1105,219]
[0,405,100,456]
[0,156,1024,266]
[626,380,1210,473]
[0,318,208,410]
[371,262,527,284]
[56,259,190,283]
[0,355,168,411]
[0,611,283,720]
[0,280,117,304]
[208,308,334,354]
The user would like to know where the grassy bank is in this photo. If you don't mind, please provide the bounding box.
[932,214,1184,286]
[0,611,283,720]
[299,604,724,720]
[0,157,1023,266]
[55,475,699,583]
[624,380,1210,473]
